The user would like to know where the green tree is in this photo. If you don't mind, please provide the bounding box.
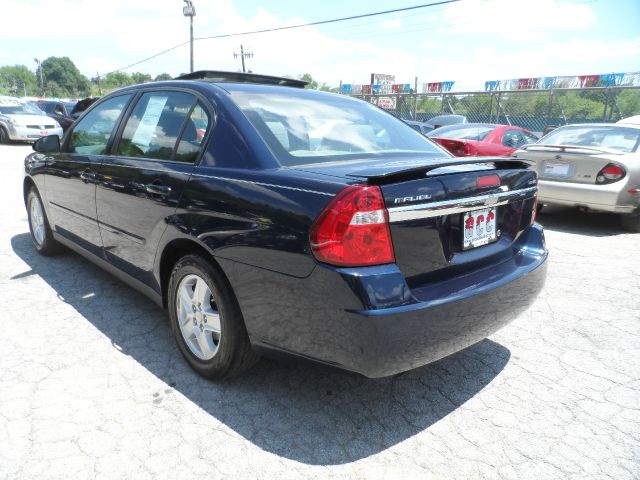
[40,56,91,97]
[131,72,152,84]
[154,73,173,81]
[0,65,38,96]
[102,71,135,91]
[298,73,332,91]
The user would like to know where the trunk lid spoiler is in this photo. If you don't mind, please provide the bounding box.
[345,156,534,184]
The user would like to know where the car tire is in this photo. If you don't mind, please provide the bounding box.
[621,212,640,233]
[27,187,63,255]
[0,127,9,144]
[168,254,259,379]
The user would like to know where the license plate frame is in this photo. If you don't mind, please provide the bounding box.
[462,207,498,250]
[543,162,571,178]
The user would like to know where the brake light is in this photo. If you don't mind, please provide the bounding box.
[436,138,478,156]
[477,174,501,188]
[310,185,395,267]
[596,164,626,184]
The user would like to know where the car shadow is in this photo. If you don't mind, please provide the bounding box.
[12,232,510,465]
[537,205,629,237]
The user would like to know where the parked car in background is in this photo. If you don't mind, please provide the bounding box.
[428,123,539,156]
[404,119,432,135]
[24,71,546,379]
[0,96,63,144]
[512,123,640,231]
[70,97,99,119]
[37,100,77,132]
[425,114,468,130]
[617,115,640,125]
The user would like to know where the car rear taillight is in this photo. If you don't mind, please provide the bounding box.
[435,138,478,156]
[596,164,626,184]
[310,185,395,267]
[477,174,501,188]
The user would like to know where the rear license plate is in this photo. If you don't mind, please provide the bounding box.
[463,207,497,250]
[543,162,571,177]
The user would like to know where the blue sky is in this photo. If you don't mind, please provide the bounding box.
[2,0,639,90]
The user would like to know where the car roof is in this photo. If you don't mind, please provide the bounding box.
[553,123,640,130]
[174,70,308,88]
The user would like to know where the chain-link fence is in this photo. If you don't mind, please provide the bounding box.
[351,86,640,134]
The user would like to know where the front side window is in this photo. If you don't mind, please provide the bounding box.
[231,90,444,166]
[116,91,200,161]
[67,94,132,155]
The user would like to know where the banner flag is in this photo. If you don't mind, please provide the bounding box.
[442,81,455,92]
[578,75,600,87]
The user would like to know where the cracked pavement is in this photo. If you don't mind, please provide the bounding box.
[0,144,638,479]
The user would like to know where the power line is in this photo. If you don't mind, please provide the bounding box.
[195,0,460,41]
[99,0,461,78]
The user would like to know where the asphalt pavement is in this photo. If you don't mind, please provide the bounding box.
[0,143,638,480]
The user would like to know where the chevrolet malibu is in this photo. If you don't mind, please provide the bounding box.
[24,71,547,378]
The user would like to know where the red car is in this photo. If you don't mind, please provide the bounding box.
[427,123,538,156]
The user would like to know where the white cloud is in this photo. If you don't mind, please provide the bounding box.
[442,0,597,41]
[0,0,636,91]
[381,18,402,30]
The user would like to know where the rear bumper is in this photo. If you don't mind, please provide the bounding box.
[222,224,548,378]
[538,179,639,213]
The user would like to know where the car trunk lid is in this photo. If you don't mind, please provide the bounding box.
[299,155,538,283]
[514,144,625,185]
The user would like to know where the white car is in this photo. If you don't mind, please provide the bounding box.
[513,123,640,231]
[618,115,640,125]
[0,96,63,143]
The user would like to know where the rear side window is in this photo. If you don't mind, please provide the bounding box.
[117,91,202,162]
[67,94,132,155]
[175,102,211,163]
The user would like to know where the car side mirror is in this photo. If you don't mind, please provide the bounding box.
[33,135,61,153]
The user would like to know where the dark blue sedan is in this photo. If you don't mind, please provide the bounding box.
[23,71,547,378]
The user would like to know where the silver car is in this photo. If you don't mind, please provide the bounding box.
[512,123,640,231]
[0,96,63,143]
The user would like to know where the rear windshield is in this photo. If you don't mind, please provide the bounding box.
[539,125,640,153]
[428,124,495,141]
[231,91,445,166]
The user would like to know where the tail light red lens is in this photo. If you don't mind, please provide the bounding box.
[477,174,501,188]
[596,164,626,184]
[310,185,395,267]
[462,142,478,156]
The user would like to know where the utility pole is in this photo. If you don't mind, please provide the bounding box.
[34,58,44,96]
[182,0,196,73]
[96,72,103,96]
[233,45,253,73]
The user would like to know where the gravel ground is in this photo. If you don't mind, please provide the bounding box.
[0,143,638,480]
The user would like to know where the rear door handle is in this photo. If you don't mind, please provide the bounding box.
[145,184,172,196]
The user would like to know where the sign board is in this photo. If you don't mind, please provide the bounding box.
[376,97,396,109]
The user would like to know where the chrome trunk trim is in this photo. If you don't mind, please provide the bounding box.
[387,186,537,222]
